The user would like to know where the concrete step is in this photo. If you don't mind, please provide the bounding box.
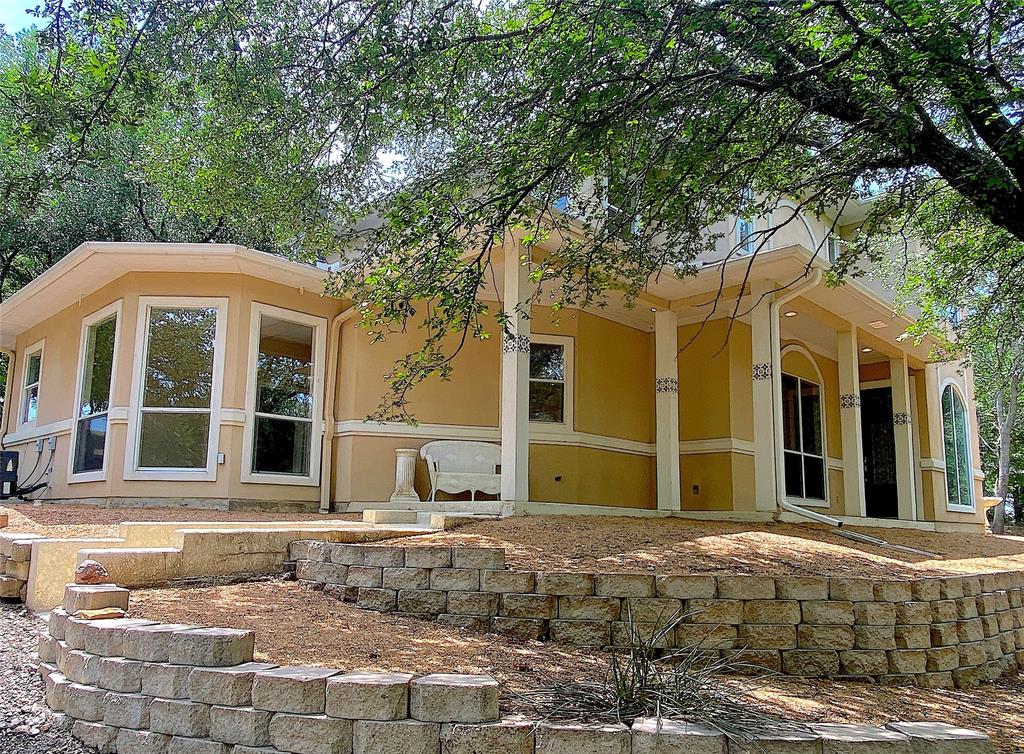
[362,510,420,525]
[344,500,509,516]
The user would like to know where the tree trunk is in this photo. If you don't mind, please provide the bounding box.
[993,384,1018,535]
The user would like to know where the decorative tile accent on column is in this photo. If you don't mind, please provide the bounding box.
[502,334,531,354]
[893,412,912,425]
[752,363,772,381]
[655,378,679,394]
[839,393,861,409]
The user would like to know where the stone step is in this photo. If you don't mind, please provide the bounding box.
[363,510,420,525]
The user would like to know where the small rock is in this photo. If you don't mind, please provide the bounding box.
[74,560,110,585]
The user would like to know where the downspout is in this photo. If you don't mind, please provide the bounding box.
[0,347,14,449]
[767,268,837,523]
[319,306,359,514]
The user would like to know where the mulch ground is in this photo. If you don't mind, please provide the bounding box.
[398,515,1024,578]
[128,579,1024,753]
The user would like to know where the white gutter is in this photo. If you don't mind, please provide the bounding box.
[0,347,13,448]
[319,306,360,513]
[768,267,824,511]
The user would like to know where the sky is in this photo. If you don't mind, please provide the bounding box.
[0,0,41,33]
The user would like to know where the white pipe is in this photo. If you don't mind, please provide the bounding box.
[0,347,14,448]
[778,498,844,527]
[319,306,359,513]
[768,268,824,507]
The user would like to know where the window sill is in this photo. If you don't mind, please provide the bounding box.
[241,472,319,486]
[946,504,976,514]
[124,468,217,482]
[68,471,106,484]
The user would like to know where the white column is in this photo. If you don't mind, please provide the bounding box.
[654,310,681,511]
[890,353,917,520]
[837,328,866,517]
[500,251,531,504]
[389,448,421,504]
[750,282,777,511]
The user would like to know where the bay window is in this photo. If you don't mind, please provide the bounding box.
[19,342,44,426]
[70,303,120,479]
[127,297,226,479]
[242,304,325,484]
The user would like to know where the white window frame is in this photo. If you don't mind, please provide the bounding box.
[529,333,574,431]
[780,366,829,509]
[18,339,45,428]
[940,380,975,512]
[124,296,228,482]
[68,301,123,483]
[736,187,757,255]
[241,303,327,486]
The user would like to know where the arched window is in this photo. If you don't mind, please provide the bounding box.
[941,385,974,510]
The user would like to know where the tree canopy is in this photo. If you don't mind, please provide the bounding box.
[1,0,1022,419]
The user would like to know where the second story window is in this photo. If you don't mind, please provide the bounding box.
[827,233,845,263]
[736,188,756,255]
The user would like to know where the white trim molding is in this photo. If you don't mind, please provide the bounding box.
[2,418,73,446]
[124,296,229,482]
[333,420,655,457]
[220,408,247,426]
[679,438,755,456]
[938,377,976,513]
[241,302,327,487]
[67,300,123,485]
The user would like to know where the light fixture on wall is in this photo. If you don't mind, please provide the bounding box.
[783,310,798,317]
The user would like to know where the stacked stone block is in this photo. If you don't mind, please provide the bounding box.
[291,541,1024,690]
[0,531,43,601]
[46,584,994,754]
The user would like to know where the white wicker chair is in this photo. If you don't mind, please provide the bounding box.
[419,440,501,502]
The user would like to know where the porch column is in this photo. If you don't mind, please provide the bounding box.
[890,353,917,520]
[921,363,946,513]
[654,310,681,511]
[500,250,532,504]
[837,328,866,517]
[750,282,777,511]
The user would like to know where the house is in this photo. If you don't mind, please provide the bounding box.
[0,199,985,531]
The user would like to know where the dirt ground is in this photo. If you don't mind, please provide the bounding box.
[399,515,1024,578]
[0,503,359,540]
[6,503,1024,577]
[129,579,1024,753]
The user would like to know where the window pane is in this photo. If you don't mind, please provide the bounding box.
[953,390,973,507]
[73,415,108,474]
[800,381,823,456]
[79,316,116,417]
[942,387,960,506]
[144,307,217,409]
[257,315,314,418]
[781,374,800,451]
[253,416,312,475]
[803,455,826,500]
[25,353,41,385]
[529,381,564,422]
[784,452,803,498]
[21,385,38,424]
[139,412,210,468]
[530,344,564,380]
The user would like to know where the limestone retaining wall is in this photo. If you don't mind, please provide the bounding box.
[0,530,44,601]
[40,583,997,753]
[290,541,1024,690]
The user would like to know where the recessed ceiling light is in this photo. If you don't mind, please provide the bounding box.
[783,310,798,317]
[868,320,887,329]
[650,307,658,312]
[861,347,873,353]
